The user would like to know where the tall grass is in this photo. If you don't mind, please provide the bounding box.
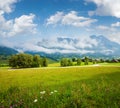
[0,66,120,107]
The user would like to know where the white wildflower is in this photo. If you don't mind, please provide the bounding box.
[50,91,54,95]
[51,91,54,94]
[34,99,37,103]
[54,90,58,93]
[40,91,46,94]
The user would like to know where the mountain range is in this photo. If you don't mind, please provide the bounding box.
[0,46,18,56]
[0,35,120,59]
[26,35,120,58]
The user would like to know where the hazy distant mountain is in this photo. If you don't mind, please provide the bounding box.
[36,35,120,54]
[0,35,120,59]
[90,35,120,54]
[90,35,120,50]
[0,46,18,56]
[25,35,120,59]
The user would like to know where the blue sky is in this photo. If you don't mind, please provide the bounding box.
[0,0,120,52]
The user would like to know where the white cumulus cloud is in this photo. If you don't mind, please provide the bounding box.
[46,12,64,25]
[0,0,18,14]
[108,32,120,44]
[86,0,120,18]
[97,25,116,32]
[9,14,37,36]
[0,13,37,37]
[0,0,37,37]
[94,25,120,44]
[46,11,97,27]
[97,25,109,30]
[111,22,120,27]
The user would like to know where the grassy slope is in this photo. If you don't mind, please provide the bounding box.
[0,66,120,107]
[47,58,58,64]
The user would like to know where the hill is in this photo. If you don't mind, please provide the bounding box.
[0,46,18,65]
[0,35,120,60]
[24,35,120,59]
[0,46,18,56]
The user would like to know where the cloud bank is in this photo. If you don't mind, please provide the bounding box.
[86,0,120,18]
[0,0,37,37]
[20,37,98,54]
[16,35,120,55]
[46,11,97,27]
[0,0,18,14]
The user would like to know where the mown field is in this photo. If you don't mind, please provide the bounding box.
[0,66,120,108]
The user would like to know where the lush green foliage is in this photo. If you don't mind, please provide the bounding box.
[60,57,90,67]
[77,58,81,65]
[41,57,48,67]
[60,58,73,67]
[9,53,34,68]
[0,55,9,67]
[9,53,48,68]
[0,66,120,107]
[32,55,41,67]
[84,56,89,65]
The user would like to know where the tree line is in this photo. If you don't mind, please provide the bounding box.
[9,53,48,68]
[60,58,82,67]
[60,57,120,67]
[60,57,89,67]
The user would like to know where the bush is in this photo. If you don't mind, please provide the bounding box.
[77,58,81,65]
[60,58,73,67]
[41,57,48,67]
[84,56,89,65]
[9,53,41,68]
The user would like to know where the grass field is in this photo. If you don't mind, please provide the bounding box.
[99,62,120,66]
[48,62,94,67]
[0,65,120,108]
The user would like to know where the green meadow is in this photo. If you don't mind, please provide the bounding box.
[0,65,120,108]
[48,61,94,67]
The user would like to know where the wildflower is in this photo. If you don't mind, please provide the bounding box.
[10,106,13,108]
[54,90,58,93]
[34,99,37,103]
[51,91,54,94]
[50,91,54,95]
[40,91,46,95]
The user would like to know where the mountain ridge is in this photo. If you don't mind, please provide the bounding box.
[0,35,120,59]
[0,46,18,56]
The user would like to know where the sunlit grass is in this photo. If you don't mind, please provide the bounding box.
[48,62,60,67]
[99,62,120,66]
[0,66,120,107]
[48,62,94,67]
